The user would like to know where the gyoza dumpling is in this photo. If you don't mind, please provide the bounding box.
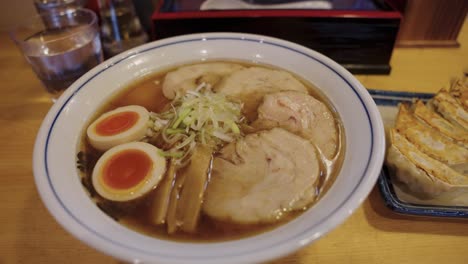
[386,129,468,197]
[430,90,468,130]
[449,79,468,111]
[413,100,468,148]
[395,104,468,165]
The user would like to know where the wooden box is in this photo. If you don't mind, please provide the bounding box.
[152,0,402,74]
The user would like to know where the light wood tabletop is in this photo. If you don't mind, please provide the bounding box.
[1,19,467,264]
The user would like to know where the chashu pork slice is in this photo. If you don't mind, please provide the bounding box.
[162,62,245,99]
[395,103,468,165]
[203,128,320,224]
[253,90,338,159]
[413,100,468,148]
[386,129,468,197]
[214,67,308,120]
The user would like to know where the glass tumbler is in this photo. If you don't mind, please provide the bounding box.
[10,8,104,101]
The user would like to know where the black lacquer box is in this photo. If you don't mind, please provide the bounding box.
[151,0,402,74]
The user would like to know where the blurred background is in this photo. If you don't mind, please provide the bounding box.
[1,0,467,89]
[0,0,159,30]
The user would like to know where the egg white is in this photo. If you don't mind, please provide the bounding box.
[87,105,149,151]
[92,142,167,202]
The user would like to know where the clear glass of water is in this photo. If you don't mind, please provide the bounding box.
[10,8,103,101]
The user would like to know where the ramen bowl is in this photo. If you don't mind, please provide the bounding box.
[33,33,385,264]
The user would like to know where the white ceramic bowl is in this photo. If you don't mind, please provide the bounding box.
[33,33,385,264]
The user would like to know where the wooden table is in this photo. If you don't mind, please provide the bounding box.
[1,19,467,264]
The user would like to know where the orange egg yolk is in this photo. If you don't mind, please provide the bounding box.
[95,111,139,136]
[102,149,152,189]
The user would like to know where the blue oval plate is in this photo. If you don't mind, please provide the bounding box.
[369,89,468,218]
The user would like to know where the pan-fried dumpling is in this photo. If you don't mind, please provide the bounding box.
[386,130,468,197]
[449,79,468,111]
[430,90,468,130]
[412,100,468,148]
[395,104,468,165]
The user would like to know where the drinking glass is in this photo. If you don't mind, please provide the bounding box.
[34,0,87,14]
[10,8,103,101]
[97,0,148,58]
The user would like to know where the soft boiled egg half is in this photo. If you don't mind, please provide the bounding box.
[92,142,167,202]
[87,105,150,151]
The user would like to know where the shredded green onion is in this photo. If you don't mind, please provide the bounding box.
[172,107,192,129]
[148,83,244,165]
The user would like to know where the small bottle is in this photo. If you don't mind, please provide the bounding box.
[97,0,149,58]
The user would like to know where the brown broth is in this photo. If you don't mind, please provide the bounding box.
[78,60,345,242]
[120,200,305,242]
